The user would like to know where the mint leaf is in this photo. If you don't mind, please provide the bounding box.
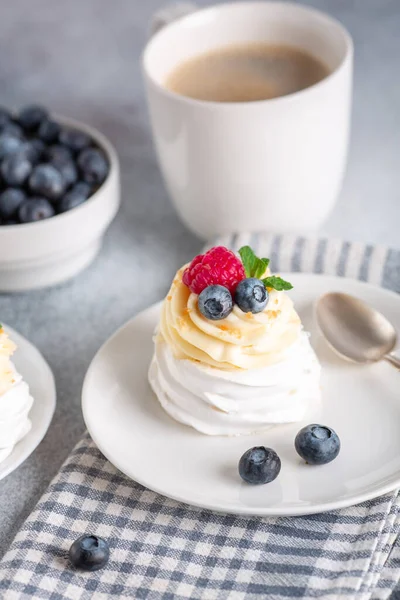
[238,246,256,277]
[262,276,293,291]
[239,246,270,279]
[256,257,270,279]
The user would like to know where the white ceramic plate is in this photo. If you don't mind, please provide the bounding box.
[82,274,400,516]
[0,325,56,481]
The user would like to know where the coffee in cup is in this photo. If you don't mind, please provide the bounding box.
[165,43,330,103]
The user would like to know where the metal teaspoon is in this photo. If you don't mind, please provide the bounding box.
[316,292,400,369]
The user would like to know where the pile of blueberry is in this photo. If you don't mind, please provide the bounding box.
[239,424,341,485]
[0,105,109,225]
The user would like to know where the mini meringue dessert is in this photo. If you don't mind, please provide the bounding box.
[0,325,34,462]
[149,246,320,436]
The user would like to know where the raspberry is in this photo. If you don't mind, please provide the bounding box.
[182,246,245,295]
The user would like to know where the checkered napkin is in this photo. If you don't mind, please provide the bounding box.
[1,233,400,600]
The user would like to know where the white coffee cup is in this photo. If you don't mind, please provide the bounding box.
[143,2,353,240]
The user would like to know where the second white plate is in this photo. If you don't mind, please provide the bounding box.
[82,274,400,516]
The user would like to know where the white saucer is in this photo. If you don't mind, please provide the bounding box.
[0,325,56,481]
[82,274,400,516]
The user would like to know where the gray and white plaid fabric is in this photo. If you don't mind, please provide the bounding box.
[0,233,399,600]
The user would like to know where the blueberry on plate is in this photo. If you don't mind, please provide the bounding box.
[59,127,91,152]
[29,164,66,200]
[1,152,32,186]
[0,133,23,160]
[2,219,18,225]
[198,285,233,320]
[0,188,26,219]
[50,156,77,187]
[18,104,48,130]
[37,119,61,144]
[18,197,55,223]
[69,535,109,572]
[239,447,281,485]
[45,144,73,163]
[77,147,108,185]
[295,424,340,465]
[57,183,91,213]
[234,278,269,314]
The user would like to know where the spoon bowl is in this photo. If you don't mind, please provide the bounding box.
[316,292,399,366]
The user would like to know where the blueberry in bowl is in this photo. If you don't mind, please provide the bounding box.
[0,107,120,291]
[57,182,91,213]
[77,148,109,185]
[37,119,61,144]
[19,197,55,223]
[0,188,26,219]
[0,133,23,160]
[45,144,73,163]
[50,155,78,188]
[18,104,49,131]
[0,107,12,129]
[29,163,68,201]
[59,127,91,152]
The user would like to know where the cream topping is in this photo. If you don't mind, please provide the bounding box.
[158,266,301,370]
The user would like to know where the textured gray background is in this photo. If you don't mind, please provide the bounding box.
[0,0,399,556]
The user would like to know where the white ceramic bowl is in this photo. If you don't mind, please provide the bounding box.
[0,117,120,292]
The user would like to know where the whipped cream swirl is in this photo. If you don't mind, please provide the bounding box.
[149,267,321,435]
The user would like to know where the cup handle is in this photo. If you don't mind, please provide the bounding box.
[149,2,198,38]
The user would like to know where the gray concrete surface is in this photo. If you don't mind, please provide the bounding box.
[0,0,399,556]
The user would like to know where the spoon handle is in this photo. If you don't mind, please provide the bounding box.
[384,353,400,369]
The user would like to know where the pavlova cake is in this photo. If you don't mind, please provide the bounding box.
[149,246,320,435]
[0,324,34,462]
